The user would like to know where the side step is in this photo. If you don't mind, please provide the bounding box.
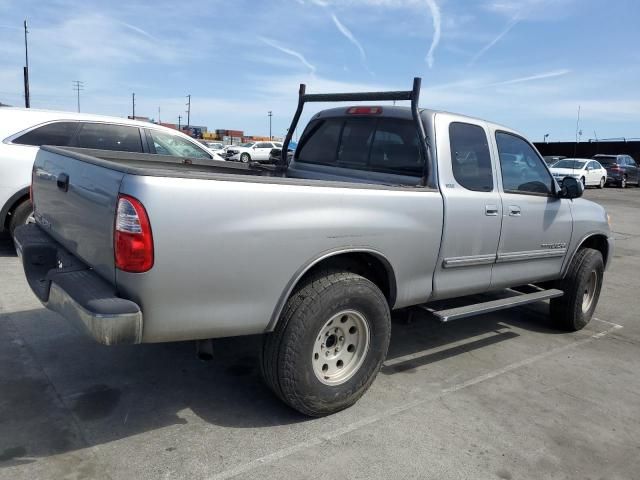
[420,289,564,322]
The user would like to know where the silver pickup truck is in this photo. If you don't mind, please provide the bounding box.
[15,78,612,416]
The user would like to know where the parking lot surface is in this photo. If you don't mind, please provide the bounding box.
[1,187,639,480]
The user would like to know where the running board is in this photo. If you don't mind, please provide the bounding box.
[420,289,564,322]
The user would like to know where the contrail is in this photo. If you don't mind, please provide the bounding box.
[331,13,366,63]
[469,14,521,65]
[490,69,571,86]
[425,0,441,68]
[259,36,316,74]
[119,21,157,41]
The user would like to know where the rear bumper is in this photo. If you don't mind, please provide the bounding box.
[13,224,143,345]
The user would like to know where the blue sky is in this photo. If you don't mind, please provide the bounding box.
[1,0,639,141]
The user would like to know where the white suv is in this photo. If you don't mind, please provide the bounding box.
[0,108,223,237]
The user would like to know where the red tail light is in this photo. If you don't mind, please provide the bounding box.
[115,194,154,273]
[346,106,383,115]
[610,165,621,171]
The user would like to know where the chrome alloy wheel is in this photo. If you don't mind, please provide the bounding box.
[582,270,599,313]
[312,310,371,386]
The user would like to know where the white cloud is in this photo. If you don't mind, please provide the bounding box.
[258,36,317,74]
[330,13,368,66]
[489,68,571,86]
[424,0,441,68]
[469,14,521,65]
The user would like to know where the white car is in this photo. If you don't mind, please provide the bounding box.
[0,107,224,236]
[225,141,283,163]
[550,158,607,189]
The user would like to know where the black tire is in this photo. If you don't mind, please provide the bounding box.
[598,177,605,189]
[550,248,604,331]
[261,270,391,416]
[580,176,586,188]
[8,199,33,237]
[240,153,250,163]
[620,175,627,188]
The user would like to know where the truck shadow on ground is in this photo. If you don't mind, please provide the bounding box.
[0,299,566,467]
[0,235,16,258]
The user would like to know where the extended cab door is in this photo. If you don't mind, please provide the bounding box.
[431,114,502,299]
[490,129,572,288]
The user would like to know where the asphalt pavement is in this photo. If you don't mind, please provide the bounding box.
[1,187,639,479]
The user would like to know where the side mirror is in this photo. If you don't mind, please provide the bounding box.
[252,146,257,150]
[559,176,584,199]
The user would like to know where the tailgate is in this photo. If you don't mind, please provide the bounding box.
[32,146,125,284]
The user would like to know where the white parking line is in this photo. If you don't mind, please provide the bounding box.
[208,319,623,480]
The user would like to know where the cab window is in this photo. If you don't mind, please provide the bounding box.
[449,122,493,192]
[496,132,553,195]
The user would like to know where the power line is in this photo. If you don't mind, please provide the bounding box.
[72,80,84,112]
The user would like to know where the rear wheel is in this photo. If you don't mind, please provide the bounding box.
[598,177,605,189]
[261,270,391,416]
[620,175,627,188]
[240,153,250,163]
[8,199,34,237]
[550,248,603,331]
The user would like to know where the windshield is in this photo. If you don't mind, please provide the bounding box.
[594,156,617,166]
[240,142,255,147]
[553,160,586,169]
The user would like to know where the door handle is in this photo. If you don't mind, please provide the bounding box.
[57,173,69,192]
[509,205,521,216]
[485,205,498,216]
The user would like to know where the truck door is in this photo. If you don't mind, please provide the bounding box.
[431,114,502,299]
[490,129,572,288]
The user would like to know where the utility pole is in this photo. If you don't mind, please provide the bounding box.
[158,106,161,124]
[23,19,30,108]
[72,80,84,113]
[544,133,549,143]
[186,94,191,129]
[132,92,135,119]
[268,111,273,140]
[178,115,181,130]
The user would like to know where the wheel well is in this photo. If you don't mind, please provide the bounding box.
[298,252,397,307]
[579,234,609,268]
[1,191,30,231]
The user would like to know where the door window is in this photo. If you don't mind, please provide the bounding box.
[449,122,493,192]
[75,123,143,152]
[13,121,79,146]
[496,132,553,195]
[148,130,211,159]
[256,142,272,148]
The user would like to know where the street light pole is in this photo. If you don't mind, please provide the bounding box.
[23,19,30,108]
[268,111,272,140]
[178,115,181,130]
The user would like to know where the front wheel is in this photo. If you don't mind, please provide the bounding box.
[261,270,391,416]
[550,248,604,331]
[598,177,605,189]
[620,175,627,188]
[240,153,250,163]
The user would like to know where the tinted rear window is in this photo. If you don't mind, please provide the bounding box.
[13,121,79,146]
[75,123,143,152]
[296,117,423,176]
[594,156,617,166]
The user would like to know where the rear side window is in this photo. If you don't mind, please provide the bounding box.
[595,156,617,166]
[13,121,79,146]
[449,122,493,192]
[75,123,142,152]
[297,117,423,176]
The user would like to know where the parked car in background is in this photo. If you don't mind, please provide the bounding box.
[543,155,566,166]
[203,141,226,156]
[0,108,224,237]
[268,140,297,164]
[225,141,283,162]
[549,158,607,188]
[593,154,640,188]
